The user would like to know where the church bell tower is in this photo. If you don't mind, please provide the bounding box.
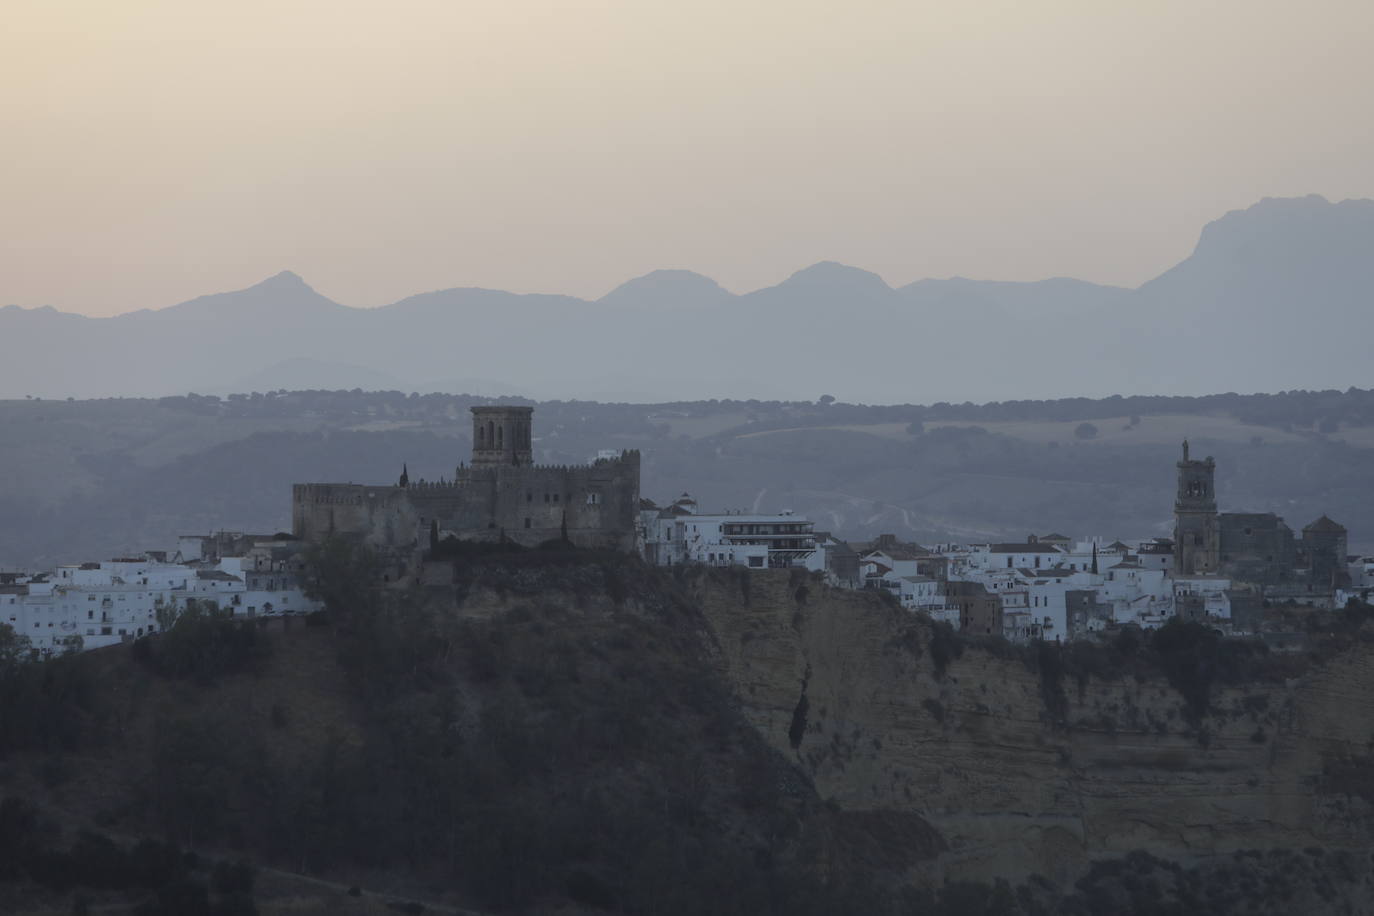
[1173,440,1219,575]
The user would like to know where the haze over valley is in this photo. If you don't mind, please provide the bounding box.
[3,385,1374,572]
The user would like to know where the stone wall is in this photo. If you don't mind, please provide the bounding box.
[291,483,419,551]
[291,450,640,553]
[1220,512,1296,585]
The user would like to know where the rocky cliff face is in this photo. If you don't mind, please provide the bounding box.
[686,569,1374,885]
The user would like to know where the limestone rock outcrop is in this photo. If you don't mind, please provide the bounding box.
[688,569,1374,884]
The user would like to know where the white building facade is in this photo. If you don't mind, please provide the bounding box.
[641,498,817,570]
[1,538,320,660]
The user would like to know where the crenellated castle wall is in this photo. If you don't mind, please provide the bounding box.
[292,450,640,553]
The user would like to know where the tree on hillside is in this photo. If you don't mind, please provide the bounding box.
[154,595,180,634]
[134,600,268,683]
[1074,422,1099,440]
[0,624,32,667]
[302,536,381,627]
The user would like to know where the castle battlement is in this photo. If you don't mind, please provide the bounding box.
[291,409,639,553]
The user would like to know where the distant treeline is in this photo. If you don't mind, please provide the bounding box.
[150,386,1374,433]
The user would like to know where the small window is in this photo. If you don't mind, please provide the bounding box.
[524,518,532,529]
[553,494,559,503]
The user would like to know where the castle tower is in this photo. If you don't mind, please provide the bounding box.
[1301,515,1347,585]
[471,405,534,467]
[1173,439,1219,575]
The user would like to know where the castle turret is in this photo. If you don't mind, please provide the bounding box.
[471,405,533,467]
[1173,439,1219,575]
[1301,514,1347,584]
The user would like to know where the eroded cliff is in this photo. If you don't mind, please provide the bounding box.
[685,568,1374,886]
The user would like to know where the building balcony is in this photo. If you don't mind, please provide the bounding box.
[722,536,817,548]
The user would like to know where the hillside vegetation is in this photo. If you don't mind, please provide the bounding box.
[5,550,1374,914]
[0,552,932,914]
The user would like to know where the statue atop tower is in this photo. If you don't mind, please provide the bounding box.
[1173,440,1219,575]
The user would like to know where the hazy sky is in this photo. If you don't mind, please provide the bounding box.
[4,0,1372,316]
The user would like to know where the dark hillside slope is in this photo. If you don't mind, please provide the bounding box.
[0,556,940,915]
[7,554,1374,913]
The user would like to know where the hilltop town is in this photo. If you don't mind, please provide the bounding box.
[642,438,1358,645]
[3,407,1364,660]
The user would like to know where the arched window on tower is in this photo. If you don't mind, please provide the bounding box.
[498,425,504,448]
[477,425,485,447]
[487,421,495,447]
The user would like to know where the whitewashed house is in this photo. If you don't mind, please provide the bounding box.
[968,541,1067,572]
[1173,574,1233,621]
[640,494,817,569]
[1,538,320,660]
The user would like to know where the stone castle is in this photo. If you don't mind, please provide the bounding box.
[292,406,641,553]
[1173,440,1346,587]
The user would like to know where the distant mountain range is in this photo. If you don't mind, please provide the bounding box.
[3,194,1372,403]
